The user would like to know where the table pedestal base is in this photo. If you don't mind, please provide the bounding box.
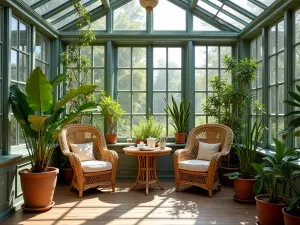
[130,155,164,195]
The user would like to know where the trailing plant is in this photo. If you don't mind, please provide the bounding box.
[60,0,96,122]
[10,67,98,172]
[163,95,190,133]
[133,116,164,140]
[226,117,266,179]
[98,91,125,134]
[252,138,298,203]
[203,55,260,137]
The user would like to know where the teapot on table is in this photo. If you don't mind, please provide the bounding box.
[147,137,156,148]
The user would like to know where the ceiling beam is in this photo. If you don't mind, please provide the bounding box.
[101,0,110,9]
[189,0,199,10]
[31,0,51,9]
[249,0,267,10]
[43,0,73,20]
[218,0,256,20]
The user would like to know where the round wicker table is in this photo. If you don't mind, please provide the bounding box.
[123,147,172,195]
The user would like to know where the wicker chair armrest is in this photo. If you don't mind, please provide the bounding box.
[102,149,119,165]
[68,152,84,177]
[174,148,191,162]
[206,153,222,187]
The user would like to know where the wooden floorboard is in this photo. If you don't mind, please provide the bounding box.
[2,181,257,225]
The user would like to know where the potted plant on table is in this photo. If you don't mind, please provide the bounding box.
[133,116,164,146]
[226,118,266,203]
[203,55,260,186]
[10,67,97,212]
[99,91,125,144]
[164,95,190,144]
[252,138,298,225]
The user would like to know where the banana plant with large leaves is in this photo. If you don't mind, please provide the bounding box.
[10,67,98,172]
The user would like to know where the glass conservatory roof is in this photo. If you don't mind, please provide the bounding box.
[23,0,277,32]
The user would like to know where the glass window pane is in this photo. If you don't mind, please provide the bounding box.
[195,69,206,91]
[94,69,104,90]
[278,85,284,115]
[193,16,219,31]
[11,17,18,49]
[81,16,106,31]
[269,117,276,145]
[277,21,284,51]
[11,50,17,81]
[132,48,146,68]
[207,46,219,68]
[195,93,206,114]
[197,0,218,15]
[119,116,131,138]
[93,115,104,131]
[220,47,231,68]
[269,56,276,84]
[295,45,300,79]
[153,48,166,68]
[133,93,146,113]
[217,12,245,30]
[19,53,29,82]
[94,46,105,67]
[153,93,166,113]
[250,39,256,58]
[229,0,264,16]
[42,38,49,62]
[11,116,17,146]
[153,69,166,91]
[81,46,92,61]
[118,92,131,113]
[168,70,181,91]
[19,22,28,52]
[132,70,146,91]
[269,86,276,114]
[257,0,275,6]
[278,52,284,83]
[195,46,206,68]
[153,0,186,31]
[35,0,68,15]
[118,69,131,90]
[35,33,42,60]
[118,47,131,68]
[295,10,300,44]
[257,63,263,88]
[257,35,263,61]
[208,69,218,91]
[222,5,252,23]
[168,48,181,68]
[113,1,146,30]
[195,116,206,126]
[269,26,276,55]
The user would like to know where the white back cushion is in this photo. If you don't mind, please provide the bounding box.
[70,142,95,161]
[196,141,220,161]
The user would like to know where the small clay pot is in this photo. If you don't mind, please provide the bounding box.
[255,194,286,225]
[174,133,186,144]
[106,133,118,144]
[283,207,300,225]
[19,167,59,211]
[234,177,257,203]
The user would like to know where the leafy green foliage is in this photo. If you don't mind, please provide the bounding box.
[133,117,164,140]
[203,55,260,136]
[98,91,125,134]
[10,67,98,173]
[252,138,299,203]
[227,118,266,179]
[164,95,190,133]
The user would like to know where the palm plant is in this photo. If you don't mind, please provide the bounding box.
[163,95,190,133]
[10,67,98,172]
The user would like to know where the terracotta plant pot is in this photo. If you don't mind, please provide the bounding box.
[218,166,239,186]
[234,177,257,203]
[255,194,286,225]
[174,133,186,144]
[19,167,59,212]
[283,207,300,225]
[62,168,74,185]
[106,133,117,144]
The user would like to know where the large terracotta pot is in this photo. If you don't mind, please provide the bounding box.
[62,168,74,185]
[234,177,257,203]
[19,167,59,212]
[255,194,286,225]
[283,207,300,225]
[174,133,186,144]
[218,166,239,187]
[106,133,117,144]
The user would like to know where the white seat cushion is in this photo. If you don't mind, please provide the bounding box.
[70,142,95,161]
[179,160,210,172]
[81,160,112,173]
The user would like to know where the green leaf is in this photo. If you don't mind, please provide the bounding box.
[50,74,65,88]
[54,85,97,111]
[253,179,263,194]
[26,67,53,113]
[283,100,300,108]
[224,172,240,179]
[288,91,300,104]
[28,115,49,132]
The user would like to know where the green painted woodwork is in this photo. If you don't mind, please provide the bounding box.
[31,0,51,10]
[43,1,73,20]
[249,0,268,10]
[101,0,110,9]
[218,0,256,20]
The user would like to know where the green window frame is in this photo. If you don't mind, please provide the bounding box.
[10,16,30,152]
[268,19,285,147]
[0,7,3,155]
[194,45,232,126]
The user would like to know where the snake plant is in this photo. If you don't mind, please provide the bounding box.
[10,67,98,172]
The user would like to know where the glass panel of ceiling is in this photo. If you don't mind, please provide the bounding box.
[35,0,67,15]
[26,0,40,5]
[257,0,276,7]
[80,16,106,30]
[193,16,220,31]
[229,0,264,16]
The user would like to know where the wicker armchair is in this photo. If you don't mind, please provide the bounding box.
[174,124,233,197]
[58,124,118,197]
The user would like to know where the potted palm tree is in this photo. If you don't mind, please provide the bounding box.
[99,91,125,144]
[10,67,98,212]
[164,95,190,144]
[226,118,266,203]
[252,138,298,225]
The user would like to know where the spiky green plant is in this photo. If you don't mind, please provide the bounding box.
[163,95,190,133]
[10,67,98,172]
[133,117,164,140]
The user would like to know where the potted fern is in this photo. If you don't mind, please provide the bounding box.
[99,91,125,144]
[164,95,190,144]
[10,67,97,211]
